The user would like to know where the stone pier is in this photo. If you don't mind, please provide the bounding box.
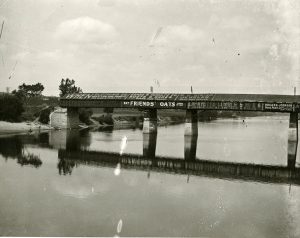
[184,109,198,136]
[67,108,81,129]
[143,109,158,134]
[287,112,298,168]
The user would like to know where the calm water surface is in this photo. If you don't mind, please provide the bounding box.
[0,116,300,237]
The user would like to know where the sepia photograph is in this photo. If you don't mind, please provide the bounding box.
[0,0,300,237]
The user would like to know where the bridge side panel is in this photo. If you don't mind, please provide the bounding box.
[60,98,299,113]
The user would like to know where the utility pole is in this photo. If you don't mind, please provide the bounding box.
[294,86,296,96]
[191,86,193,94]
[150,86,153,93]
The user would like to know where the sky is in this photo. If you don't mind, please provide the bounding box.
[0,0,299,96]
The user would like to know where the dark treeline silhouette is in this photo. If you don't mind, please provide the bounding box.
[0,94,24,122]
[12,82,44,98]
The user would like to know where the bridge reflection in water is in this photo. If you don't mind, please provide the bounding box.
[55,129,300,185]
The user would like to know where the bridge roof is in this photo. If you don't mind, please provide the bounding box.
[62,93,300,103]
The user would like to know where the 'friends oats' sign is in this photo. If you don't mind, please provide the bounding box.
[122,101,186,108]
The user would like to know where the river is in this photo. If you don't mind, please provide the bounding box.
[0,116,299,237]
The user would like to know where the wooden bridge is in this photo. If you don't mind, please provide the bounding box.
[59,93,299,164]
[60,93,300,112]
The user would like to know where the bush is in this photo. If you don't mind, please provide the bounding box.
[79,108,93,125]
[101,114,114,125]
[92,114,114,125]
[0,94,24,122]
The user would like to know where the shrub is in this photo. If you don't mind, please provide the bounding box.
[79,108,93,125]
[101,114,114,125]
[92,114,114,125]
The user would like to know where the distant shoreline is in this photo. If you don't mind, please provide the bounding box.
[0,114,290,136]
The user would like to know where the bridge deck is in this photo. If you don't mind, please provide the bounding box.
[59,93,300,112]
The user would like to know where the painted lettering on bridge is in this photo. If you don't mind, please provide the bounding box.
[159,102,175,107]
[264,103,294,112]
[122,101,155,107]
[122,101,186,108]
[188,101,239,110]
[158,101,186,108]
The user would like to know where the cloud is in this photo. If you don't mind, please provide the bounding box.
[0,43,6,51]
[55,17,117,45]
[36,49,61,60]
[275,0,300,82]
[0,15,6,22]
[222,16,252,30]
[154,25,204,47]
[98,0,117,7]
[11,51,30,60]
[269,44,279,60]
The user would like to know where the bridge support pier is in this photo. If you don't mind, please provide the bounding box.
[288,112,298,168]
[67,107,81,129]
[185,109,198,136]
[143,132,157,158]
[184,135,198,161]
[143,109,158,134]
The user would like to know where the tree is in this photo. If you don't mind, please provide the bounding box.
[31,83,44,96]
[0,94,24,122]
[59,78,82,97]
[12,83,44,98]
[11,88,26,100]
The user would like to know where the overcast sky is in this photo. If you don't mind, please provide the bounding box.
[0,0,299,96]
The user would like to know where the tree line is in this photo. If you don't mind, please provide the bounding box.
[1,78,82,122]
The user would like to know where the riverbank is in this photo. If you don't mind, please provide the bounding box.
[0,121,53,135]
